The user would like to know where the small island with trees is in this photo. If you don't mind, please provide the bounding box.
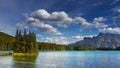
[13,29,38,56]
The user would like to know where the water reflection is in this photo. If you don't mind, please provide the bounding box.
[0,51,120,68]
[13,56,38,68]
[36,51,120,68]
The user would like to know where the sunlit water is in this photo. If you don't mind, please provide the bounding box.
[0,51,120,68]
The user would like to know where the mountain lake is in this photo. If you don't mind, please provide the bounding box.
[0,51,120,68]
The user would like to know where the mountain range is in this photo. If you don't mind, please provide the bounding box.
[69,33,120,48]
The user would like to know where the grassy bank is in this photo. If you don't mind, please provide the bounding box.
[13,53,38,57]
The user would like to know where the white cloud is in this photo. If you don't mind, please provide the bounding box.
[17,9,109,35]
[36,34,42,37]
[31,9,91,27]
[23,9,97,35]
[112,15,120,24]
[74,17,91,27]
[93,17,108,28]
[117,9,120,13]
[99,27,120,34]
[31,9,50,20]
[45,37,70,45]
[112,6,120,13]
[73,35,95,42]
[111,6,120,24]
[28,18,62,35]
[84,35,96,38]
[93,21,108,28]
[32,23,62,35]
[16,22,28,29]
[94,17,106,22]
[74,35,84,41]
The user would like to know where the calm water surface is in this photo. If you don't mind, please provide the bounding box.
[0,51,120,68]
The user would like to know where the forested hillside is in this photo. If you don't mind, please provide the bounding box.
[0,32,15,50]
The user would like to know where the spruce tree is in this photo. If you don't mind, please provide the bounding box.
[14,29,38,55]
[15,29,19,41]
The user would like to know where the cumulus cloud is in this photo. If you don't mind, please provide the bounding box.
[17,9,109,35]
[93,21,108,28]
[32,23,62,35]
[45,37,70,45]
[94,17,106,22]
[19,9,95,35]
[111,6,120,24]
[112,15,120,24]
[110,6,120,25]
[31,9,107,28]
[73,35,95,41]
[73,35,84,41]
[31,9,50,20]
[93,17,108,28]
[27,17,62,35]
[99,27,120,34]
[16,22,28,29]
[74,17,91,27]
[31,9,91,27]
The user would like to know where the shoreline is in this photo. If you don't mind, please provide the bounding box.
[0,52,13,56]
[13,53,38,57]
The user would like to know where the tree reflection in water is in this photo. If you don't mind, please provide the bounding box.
[12,56,38,68]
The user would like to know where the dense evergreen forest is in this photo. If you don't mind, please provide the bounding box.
[0,32,14,50]
[0,29,120,51]
[13,29,38,53]
[38,42,95,51]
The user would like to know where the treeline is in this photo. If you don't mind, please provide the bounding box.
[38,42,66,50]
[37,42,120,51]
[38,42,95,51]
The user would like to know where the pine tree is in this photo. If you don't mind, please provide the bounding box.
[15,29,19,41]
[13,29,38,55]
[24,28,27,35]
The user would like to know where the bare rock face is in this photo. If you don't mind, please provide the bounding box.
[70,33,120,48]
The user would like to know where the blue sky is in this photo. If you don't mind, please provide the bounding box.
[0,0,120,44]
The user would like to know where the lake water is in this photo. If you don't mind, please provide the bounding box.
[0,51,120,68]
